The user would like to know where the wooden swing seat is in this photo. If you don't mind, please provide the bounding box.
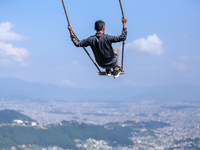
[98,71,125,76]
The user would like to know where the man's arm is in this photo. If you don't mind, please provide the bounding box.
[68,25,91,47]
[107,17,127,43]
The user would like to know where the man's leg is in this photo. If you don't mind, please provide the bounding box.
[113,47,120,71]
[112,47,121,78]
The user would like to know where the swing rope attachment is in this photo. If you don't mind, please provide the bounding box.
[61,0,126,75]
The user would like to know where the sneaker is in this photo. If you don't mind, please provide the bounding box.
[106,69,111,76]
[113,69,121,78]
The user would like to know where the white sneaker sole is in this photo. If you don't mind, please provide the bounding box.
[106,74,112,77]
[113,71,121,78]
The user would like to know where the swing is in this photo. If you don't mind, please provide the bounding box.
[61,0,126,76]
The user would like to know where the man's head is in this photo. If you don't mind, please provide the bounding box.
[95,20,105,33]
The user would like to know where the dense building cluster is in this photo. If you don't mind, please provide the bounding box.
[0,98,200,149]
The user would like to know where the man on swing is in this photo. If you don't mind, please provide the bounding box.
[68,17,127,78]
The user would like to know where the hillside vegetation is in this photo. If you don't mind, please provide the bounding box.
[0,109,171,150]
[0,123,133,150]
[0,109,36,124]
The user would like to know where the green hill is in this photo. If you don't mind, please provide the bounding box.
[0,109,170,150]
[0,109,36,123]
[0,123,133,150]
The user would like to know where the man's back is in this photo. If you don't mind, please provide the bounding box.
[71,28,127,66]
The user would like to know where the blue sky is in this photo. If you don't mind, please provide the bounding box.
[0,0,200,88]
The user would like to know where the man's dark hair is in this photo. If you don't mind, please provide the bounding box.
[95,20,105,31]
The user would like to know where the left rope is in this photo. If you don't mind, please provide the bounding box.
[61,0,101,73]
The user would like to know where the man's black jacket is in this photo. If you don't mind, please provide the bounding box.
[71,28,127,67]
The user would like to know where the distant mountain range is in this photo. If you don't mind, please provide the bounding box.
[0,77,199,102]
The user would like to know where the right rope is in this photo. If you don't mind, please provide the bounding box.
[119,0,125,73]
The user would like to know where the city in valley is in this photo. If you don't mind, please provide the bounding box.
[1,98,200,150]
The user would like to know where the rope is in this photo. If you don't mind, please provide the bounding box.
[61,0,101,73]
[119,0,125,18]
[119,0,125,73]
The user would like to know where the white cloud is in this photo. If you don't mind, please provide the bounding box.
[61,80,74,86]
[0,22,29,65]
[172,62,187,70]
[180,55,189,60]
[125,34,164,55]
[0,42,29,63]
[0,22,28,42]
